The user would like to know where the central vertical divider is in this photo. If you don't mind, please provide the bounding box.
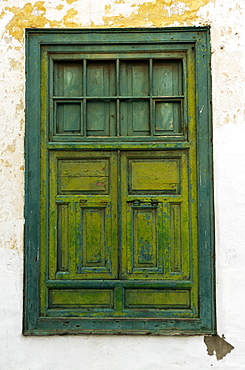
[115,148,125,312]
[116,58,120,137]
[149,58,153,136]
[115,59,124,311]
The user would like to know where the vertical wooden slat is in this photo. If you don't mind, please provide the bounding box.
[170,204,182,273]
[149,58,153,136]
[83,59,87,137]
[116,59,120,137]
[83,208,105,266]
[57,203,69,272]
[133,208,157,267]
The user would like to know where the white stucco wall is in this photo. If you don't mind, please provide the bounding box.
[1,0,245,368]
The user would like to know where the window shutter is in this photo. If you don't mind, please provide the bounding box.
[24,28,215,335]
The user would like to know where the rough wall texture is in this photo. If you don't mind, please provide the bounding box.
[1,0,245,368]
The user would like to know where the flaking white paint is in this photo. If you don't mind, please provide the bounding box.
[1,0,245,368]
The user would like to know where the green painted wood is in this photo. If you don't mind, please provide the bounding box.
[125,289,190,309]
[49,151,118,281]
[153,60,182,96]
[87,61,116,96]
[56,102,82,134]
[54,61,83,96]
[49,289,113,308]
[24,28,215,336]
[51,56,186,140]
[121,150,191,283]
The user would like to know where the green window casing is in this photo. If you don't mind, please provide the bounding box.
[24,28,215,335]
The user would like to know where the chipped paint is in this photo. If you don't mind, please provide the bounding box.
[66,0,79,4]
[103,0,212,27]
[3,2,59,42]
[1,0,214,43]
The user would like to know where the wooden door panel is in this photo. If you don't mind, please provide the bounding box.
[123,200,164,277]
[121,151,191,280]
[124,289,190,309]
[75,201,114,276]
[49,151,118,280]
[58,158,109,194]
[129,158,180,194]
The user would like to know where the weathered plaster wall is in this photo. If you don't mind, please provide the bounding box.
[1,0,245,368]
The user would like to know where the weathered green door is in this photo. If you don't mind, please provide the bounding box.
[25,29,215,335]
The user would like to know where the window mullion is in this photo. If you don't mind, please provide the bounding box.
[116,58,120,137]
[149,58,153,136]
[83,59,87,137]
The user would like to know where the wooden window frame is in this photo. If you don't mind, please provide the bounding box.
[24,27,215,335]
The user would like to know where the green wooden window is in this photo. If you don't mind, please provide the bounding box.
[24,28,215,335]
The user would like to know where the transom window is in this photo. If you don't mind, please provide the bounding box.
[52,58,184,138]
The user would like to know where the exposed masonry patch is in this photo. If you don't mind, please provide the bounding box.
[204,335,234,360]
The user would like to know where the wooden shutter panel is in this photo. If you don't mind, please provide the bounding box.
[24,29,215,335]
[49,151,118,281]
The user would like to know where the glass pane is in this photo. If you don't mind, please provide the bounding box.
[154,101,181,134]
[120,61,149,96]
[56,103,82,134]
[153,60,182,96]
[87,61,116,96]
[120,101,150,136]
[87,101,116,136]
[54,62,83,97]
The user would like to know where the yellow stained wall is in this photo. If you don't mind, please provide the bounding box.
[1,0,212,43]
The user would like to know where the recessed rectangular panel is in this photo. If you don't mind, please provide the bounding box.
[49,289,113,308]
[133,208,157,268]
[155,101,181,134]
[56,103,82,134]
[123,200,164,278]
[82,208,105,267]
[54,62,83,97]
[58,159,108,193]
[75,201,115,277]
[170,204,182,273]
[57,203,69,272]
[125,289,190,309]
[120,61,149,96]
[120,101,150,136]
[153,60,183,96]
[87,101,116,136]
[130,159,180,193]
[87,61,116,96]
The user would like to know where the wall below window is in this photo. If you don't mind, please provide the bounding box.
[1,0,245,368]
